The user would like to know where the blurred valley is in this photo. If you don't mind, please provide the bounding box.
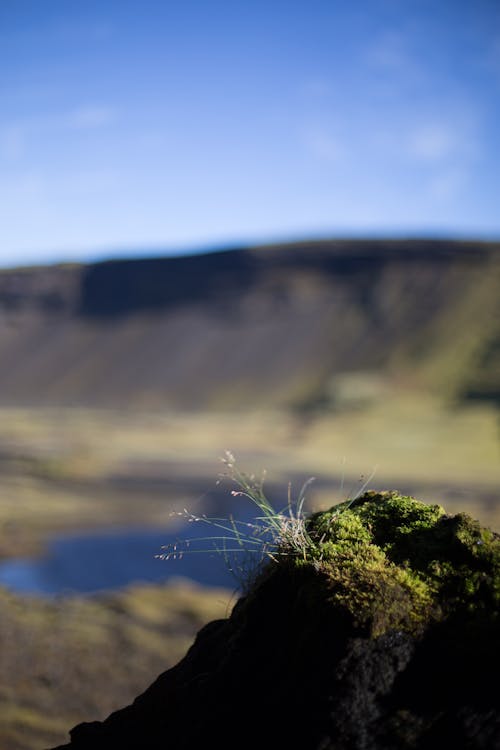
[0,238,499,748]
[1,239,499,542]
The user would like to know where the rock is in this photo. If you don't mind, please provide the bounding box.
[51,491,500,749]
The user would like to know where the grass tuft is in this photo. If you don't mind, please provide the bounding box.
[157,453,379,588]
[156,452,321,580]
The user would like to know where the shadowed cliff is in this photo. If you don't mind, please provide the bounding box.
[0,239,499,409]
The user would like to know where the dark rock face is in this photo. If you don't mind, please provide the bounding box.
[51,581,499,750]
[51,494,500,750]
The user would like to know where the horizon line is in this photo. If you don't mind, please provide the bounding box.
[2,231,500,271]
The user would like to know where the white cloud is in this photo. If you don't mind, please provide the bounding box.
[66,106,115,129]
[427,169,467,202]
[0,105,116,160]
[405,111,482,165]
[365,30,424,86]
[302,127,347,164]
[484,33,500,82]
[300,78,332,99]
[408,124,460,162]
[0,172,46,199]
[89,23,113,42]
[0,125,25,160]
[369,31,412,69]
[1,104,116,138]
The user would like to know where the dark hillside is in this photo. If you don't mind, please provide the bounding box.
[0,239,498,409]
[77,240,491,318]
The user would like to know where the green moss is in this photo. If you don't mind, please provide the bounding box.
[299,490,500,637]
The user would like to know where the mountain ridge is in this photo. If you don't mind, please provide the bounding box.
[0,239,498,409]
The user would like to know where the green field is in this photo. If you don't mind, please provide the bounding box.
[0,401,498,557]
[0,580,232,750]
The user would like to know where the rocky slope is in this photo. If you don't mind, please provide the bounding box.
[1,239,499,409]
[51,491,500,750]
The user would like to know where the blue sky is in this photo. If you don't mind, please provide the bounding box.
[1,0,499,266]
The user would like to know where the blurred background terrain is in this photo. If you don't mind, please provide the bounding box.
[0,239,498,748]
[1,0,500,747]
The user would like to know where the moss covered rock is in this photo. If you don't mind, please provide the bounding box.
[303,490,499,636]
[51,491,500,750]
